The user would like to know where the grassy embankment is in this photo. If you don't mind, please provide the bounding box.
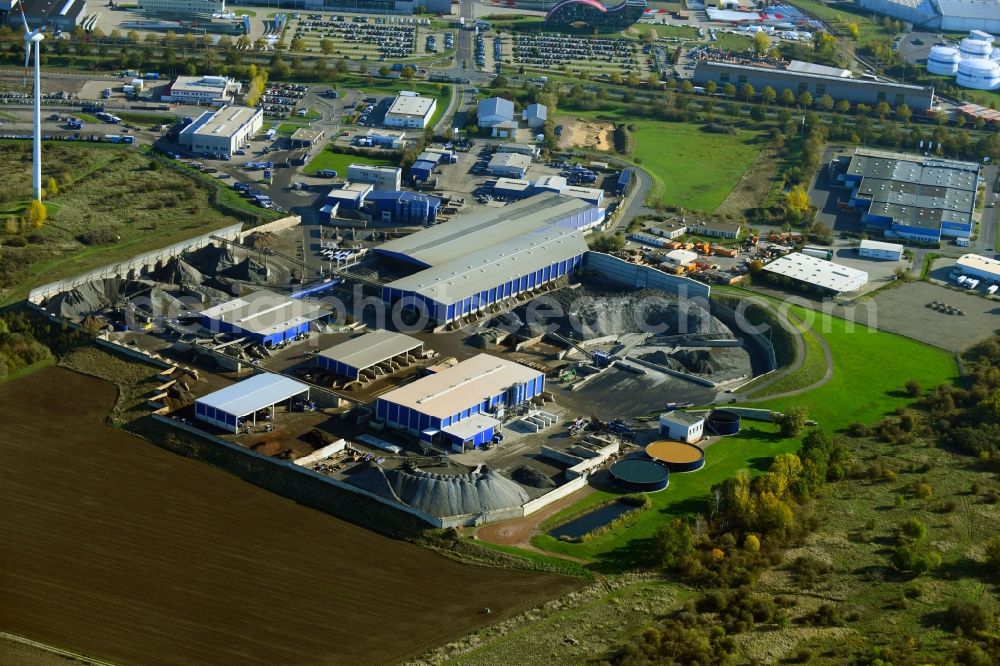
[0,142,247,306]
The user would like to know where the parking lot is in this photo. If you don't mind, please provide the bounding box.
[287,12,455,64]
[259,82,310,118]
[503,34,645,78]
[848,280,1000,351]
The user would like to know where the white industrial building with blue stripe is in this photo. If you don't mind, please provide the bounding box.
[376,194,601,326]
[375,353,545,452]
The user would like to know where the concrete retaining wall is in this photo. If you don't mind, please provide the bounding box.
[29,223,244,304]
[95,338,177,371]
[583,252,711,300]
[239,215,301,241]
[152,414,444,527]
[540,445,585,466]
[625,354,718,387]
[522,475,589,516]
[175,342,247,373]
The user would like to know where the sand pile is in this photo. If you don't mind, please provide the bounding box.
[512,465,556,489]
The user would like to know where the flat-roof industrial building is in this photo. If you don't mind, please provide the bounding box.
[347,163,403,191]
[178,105,262,157]
[195,374,310,433]
[5,0,87,30]
[375,353,544,451]
[377,194,599,325]
[763,252,869,294]
[955,253,1000,282]
[488,153,532,179]
[200,290,328,346]
[138,0,225,16]
[317,330,424,379]
[161,75,241,106]
[693,59,936,111]
[384,93,437,129]
[835,148,980,243]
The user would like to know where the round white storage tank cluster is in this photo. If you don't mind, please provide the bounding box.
[956,58,1000,90]
[960,36,994,59]
[927,45,962,75]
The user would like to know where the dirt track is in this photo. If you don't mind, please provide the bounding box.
[0,367,580,666]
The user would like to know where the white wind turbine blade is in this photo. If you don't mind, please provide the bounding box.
[21,8,30,87]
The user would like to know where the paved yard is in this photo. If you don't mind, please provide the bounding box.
[844,281,1000,351]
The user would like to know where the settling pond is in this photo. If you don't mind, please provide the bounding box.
[548,500,639,540]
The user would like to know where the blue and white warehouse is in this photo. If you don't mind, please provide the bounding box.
[375,353,544,452]
[376,194,596,325]
[200,290,329,346]
[317,330,424,379]
[835,148,980,243]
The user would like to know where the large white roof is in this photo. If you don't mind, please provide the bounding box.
[763,252,869,293]
[200,290,326,336]
[197,374,309,418]
[180,106,260,139]
[375,193,590,268]
[318,330,423,370]
[956,253,1000,278]
[379,195,591,305]
[860,239,904,252]
[387,94,435,119]
[378,353,541,419]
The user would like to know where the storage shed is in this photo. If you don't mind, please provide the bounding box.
[195,374,310,433]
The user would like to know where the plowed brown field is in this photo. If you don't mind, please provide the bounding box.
[0,367,579,666]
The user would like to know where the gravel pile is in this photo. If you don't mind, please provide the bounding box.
[498,285,728,341]
[347,463,530,517]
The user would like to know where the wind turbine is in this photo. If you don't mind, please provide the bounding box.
[21,9,43,202]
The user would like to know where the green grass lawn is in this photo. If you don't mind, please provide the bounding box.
[786,0,896,46]
[747,314,827,398]
[304,149,397,176]
[116,111,177,127]
[629,120,765,212]
[0,142,254,305]
[526,307,958,571]
[558,114,764,212]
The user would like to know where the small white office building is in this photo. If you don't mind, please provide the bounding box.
[858,239,904,261]
[659,411,705,443]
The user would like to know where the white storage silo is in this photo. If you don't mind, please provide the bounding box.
[927,45,963,75]
[960,35,994,59]
[956,58,1000,90]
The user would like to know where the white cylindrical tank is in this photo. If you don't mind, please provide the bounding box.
[956,58,1000,90]
[960,37,993,59]
[927,45,962,75]
[992,47,1000,62]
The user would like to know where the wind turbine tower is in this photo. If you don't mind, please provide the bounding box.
[21,10,44,202]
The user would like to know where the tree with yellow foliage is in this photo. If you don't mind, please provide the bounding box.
[45,176,59,198]
[28,200,47,229]
[784,185,812,221]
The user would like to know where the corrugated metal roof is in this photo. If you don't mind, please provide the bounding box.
[384,224,587,304]
[374,193,589,267]
[378,354,541,419]
[200,290,327,336]
[318,330,423,370]
[478,97,515,121]
[196,374,309,418]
